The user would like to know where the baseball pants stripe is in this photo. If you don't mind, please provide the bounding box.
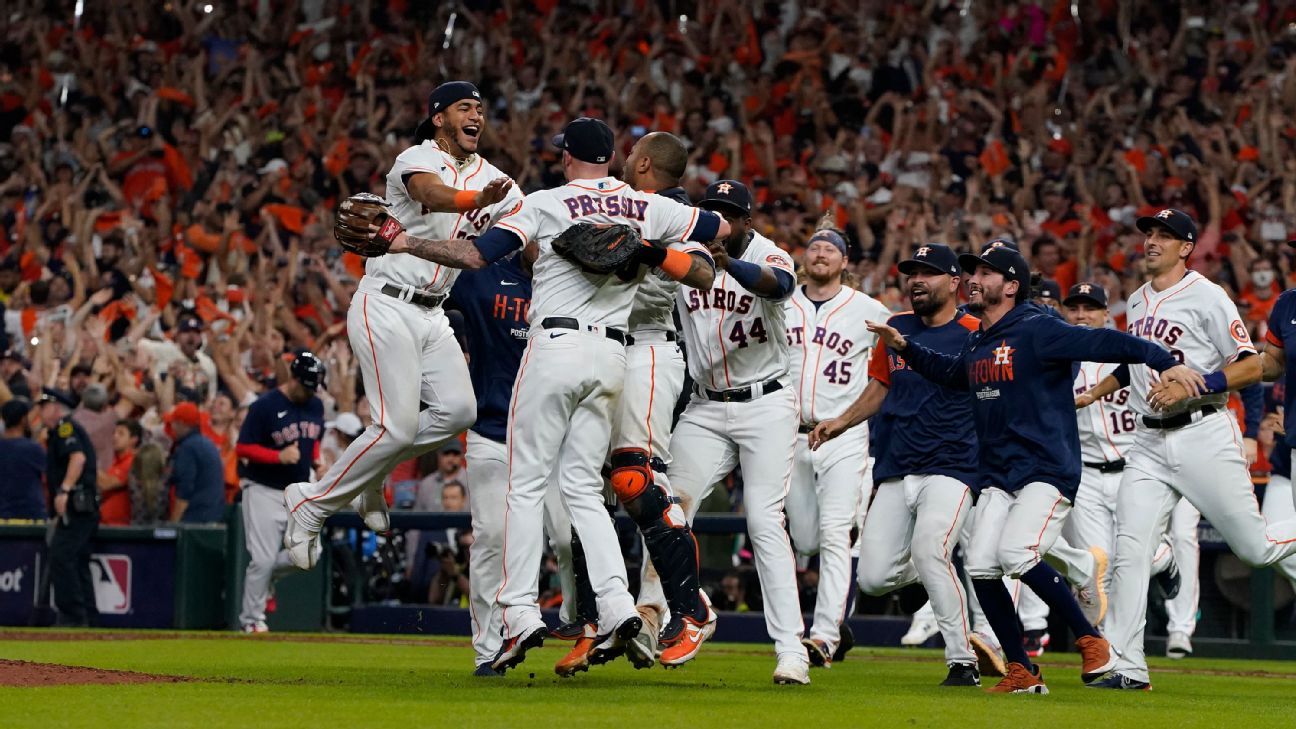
[239,482,297,626]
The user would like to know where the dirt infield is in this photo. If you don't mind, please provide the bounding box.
[0,659,190,687]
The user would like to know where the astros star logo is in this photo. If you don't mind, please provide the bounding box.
[992,341,1014,366]
[717,182,733,195]
[916,246,930,257]
[1079,283,1092,294]
[1156,209,1174,220]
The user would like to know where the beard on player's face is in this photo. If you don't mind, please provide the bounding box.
[909,274,950,316]
[966,278,1004,314]
[437,105,484,156]
[804,243,843,284]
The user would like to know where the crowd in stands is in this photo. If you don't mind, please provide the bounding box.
[3,0,1296,605]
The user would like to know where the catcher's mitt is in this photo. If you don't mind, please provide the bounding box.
[335,193,404,257]
[551,222,643,275]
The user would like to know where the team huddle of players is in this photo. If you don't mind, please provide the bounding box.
[262,80,1296,692]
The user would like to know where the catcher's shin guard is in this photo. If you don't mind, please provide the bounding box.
[612,448,704,622]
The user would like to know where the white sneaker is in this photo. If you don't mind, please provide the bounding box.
[900,616,940,646]
[351,486,390,533]
[773,654,811,685]
[241,620,268,633]
[283,483,323,570]
[1076,546,1109,626]
[1166,631,1192,659]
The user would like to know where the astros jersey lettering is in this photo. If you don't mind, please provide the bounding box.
[449,255,531,443]
[379,142,523,291]
[492,176,715,330]
[678,231,795,389]
[1074,360,1135,463]
[1124,271,1255,416]
[786,286,891,423]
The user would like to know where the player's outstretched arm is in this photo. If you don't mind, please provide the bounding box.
[1259,341,1286,382]
[1149,354,1262,410]
[1035,316,1205,394]
[1075,374,1123,409]
[407,174,514,213]
[810,379,888,450]
[390,232,491,269]
[867,320,970,391]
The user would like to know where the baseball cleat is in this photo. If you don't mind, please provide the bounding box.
[473,664,505,678]
[900,615,940,646]
[554,624,597,678]
[282,484,323,570]
[350,486,390,533]
[772,654,811,685]
[240,620,269,634]
[941,662,981,687]
[986,662,1048,694]
[1075,635,1118,682]
[550,621,587,642]
[588,614,643,666]
[1076,546,1109,625]
[628,605,661,664]
[1023,629,1050,658]
[490,623,546,673]
[802,638,832,668]
[1166,631,1193,659]
[970,631,1007,677]
[659,596,718,667]
[1154,557,1182,600]
[832,622,854,663]
[1086,672,1151,690]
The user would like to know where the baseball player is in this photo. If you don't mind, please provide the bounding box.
[374,117,727,673]
[236,352,326,632]
[783,228,890,667]
[811,243,984,685]
[868,241,1204,694]
[283,81,522,569]
[1090,209,1296,689]
[651,178,811,684]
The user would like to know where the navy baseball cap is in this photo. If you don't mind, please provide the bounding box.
[415,81,483,143]
[898,243,959,277]
[177,314,204,333]
[290,350,326,391]
[38,387,77,409]
[1136,208,1197,244]
[552,117,615,164]
[1036,279,1062,302]
[959,240,1031,288]
[697,179,753,217]
[806,229,847,256]
[1063,282,1109,308]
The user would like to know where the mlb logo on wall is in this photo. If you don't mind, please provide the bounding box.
[91,554,132,614]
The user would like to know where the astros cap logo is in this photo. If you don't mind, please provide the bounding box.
[1155,209,1174,220]
[916,246,930,257]
[717,182,733,195]
[1079,284,1092,294]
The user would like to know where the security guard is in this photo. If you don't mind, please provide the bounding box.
[40,388,100,626]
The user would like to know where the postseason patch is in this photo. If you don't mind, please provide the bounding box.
[58,422,73,438]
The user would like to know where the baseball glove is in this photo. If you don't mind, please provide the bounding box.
[551,222,643,275]
[335,193,404,257]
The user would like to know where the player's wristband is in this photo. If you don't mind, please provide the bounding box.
[726,258,763,290]
[636,246,693,281]
[453,190,478,211]
[1202,370,1228,394]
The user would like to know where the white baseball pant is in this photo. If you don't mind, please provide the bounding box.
[1262,470,1296,586]
[856,473,975,665]
[496,329,635,637]
[239,481,297,626]
[964,483,1074,579]
[786,429,870,654]
[1164,499,1201,636]
[659,386,805,659]
[1107,411,1296,683]
[465,430,575,667]
[290,280,476,530]
[613,336,686,619]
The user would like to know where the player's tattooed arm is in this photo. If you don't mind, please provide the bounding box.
[679,252,716,289]
[389,232,490,269]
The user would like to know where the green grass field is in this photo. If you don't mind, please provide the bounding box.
[1,631,1294,728]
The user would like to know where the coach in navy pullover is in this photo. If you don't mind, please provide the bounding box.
[873,244,1189,501]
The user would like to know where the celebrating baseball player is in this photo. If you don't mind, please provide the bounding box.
[783,228,889,668]
[235,352,326,633]
[1089,210,1296,689]
[867,240,1204,694]
[811,243,986,685]
[648,178,810,684]
[285,81,522,569]
[362,117,727,673]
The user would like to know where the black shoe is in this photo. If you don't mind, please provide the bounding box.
[490,624,547,673]
[588,615,643,666]
[473,664,505,677]
[1086,672,1151,690]
[941,662,981,687]
[832,622,854,663]
[1023,629,1050,658]
[1154,558,1181,600]
[551,621,587,641]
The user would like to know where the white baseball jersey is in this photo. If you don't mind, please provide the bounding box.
[1073,360,1135,463]
[628,274,680,333]
[677,231,795,389]
[493,176,712,331]
[1125,270,1255,416]
[379,142,522,292]
[785,286,890,423]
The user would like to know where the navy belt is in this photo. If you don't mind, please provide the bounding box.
[1141,405,1218,430]
[540,317,629,345]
